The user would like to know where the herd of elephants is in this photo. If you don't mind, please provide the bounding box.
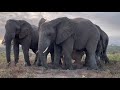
[1,17,110,70]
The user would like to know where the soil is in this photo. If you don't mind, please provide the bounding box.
[0,53,120,78]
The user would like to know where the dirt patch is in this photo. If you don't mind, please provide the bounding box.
[0,60,118,78]
[0,52,120,78]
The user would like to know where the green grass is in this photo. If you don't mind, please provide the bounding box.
[108,53,120,61]
[107,45,120,61]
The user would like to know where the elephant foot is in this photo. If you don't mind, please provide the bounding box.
[52,66,59,69]
[51,61,62,69]
[87,62,98,70]
[36,62,41,66]
[43,65,49,69]
[64,67,74,70]
[64,65,74,70]
[87,65,98,70]
[25,63,31,67]
[83,63,88,67]
[101,56,110,64]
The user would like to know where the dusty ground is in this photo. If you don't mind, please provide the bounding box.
[0,51,120,78]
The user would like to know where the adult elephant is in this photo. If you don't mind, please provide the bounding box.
[37,17,100,70]
[95,24,109,64]
[72,24,109,66]
[35,18,62,66]
[4,18,46,66]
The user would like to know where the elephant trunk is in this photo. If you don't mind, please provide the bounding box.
[37,39,50,66]
[5,39,12,63]
[38,35,50,54]
[5,33,14,64]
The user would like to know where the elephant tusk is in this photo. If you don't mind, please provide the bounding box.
[36,50,39,54]
[43,47,48,53]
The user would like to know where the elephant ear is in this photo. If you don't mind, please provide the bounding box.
[56,20,74,44]
[19,20,31,39]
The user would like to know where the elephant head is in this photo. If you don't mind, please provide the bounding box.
[38,17,74,58]
[5,19,32,63]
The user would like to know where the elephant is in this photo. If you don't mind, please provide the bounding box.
[70,24,109,67]
[4,18,46,66]
[35,18,63,66]
[95,24,109,64]
[37,17,100,70]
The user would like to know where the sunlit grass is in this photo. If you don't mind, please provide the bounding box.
[108,53,120,61]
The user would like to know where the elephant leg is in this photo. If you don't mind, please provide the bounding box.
[13,39,19,66]
[5,37,12,66]
[50,52,62,65]
[104,55,109,64]
[53,44,62,69]
[86,53,98,70]
[101,54,109,64]
[22,46,31,66]
[62,38,74,70]
[95,55,103,69]
[86,41,98,70]
[62,48,73,70]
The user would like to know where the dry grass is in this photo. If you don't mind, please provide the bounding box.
[0,50,120,78]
